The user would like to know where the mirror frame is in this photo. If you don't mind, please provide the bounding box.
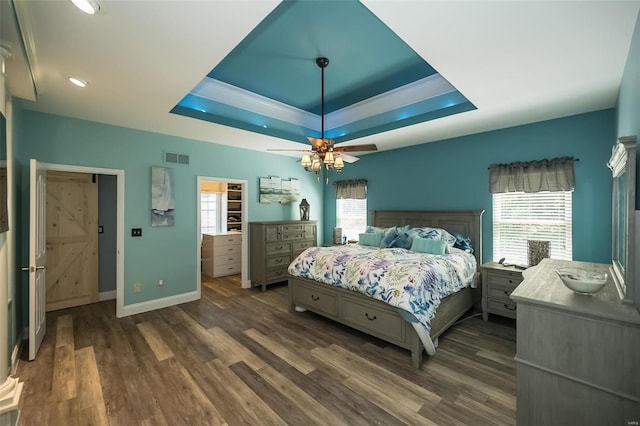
[607,135,636,305]
[0,112,7,233]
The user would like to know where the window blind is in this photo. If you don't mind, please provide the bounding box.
[493,191,572,266]
[336,198,367,241]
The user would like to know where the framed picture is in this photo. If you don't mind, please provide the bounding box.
[151,166,175,226]
[259,176,300,204]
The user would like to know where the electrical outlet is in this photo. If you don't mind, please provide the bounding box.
[133,282,141,293]
[158,279,163,287]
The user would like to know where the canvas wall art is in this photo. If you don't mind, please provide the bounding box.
[151,166,175,226]
[259,176,300,204]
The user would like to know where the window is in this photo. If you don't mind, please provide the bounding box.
[201,192,222,235]
[336,198,367,241]
[493,191,572,265]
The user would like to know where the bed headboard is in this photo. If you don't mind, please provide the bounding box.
[370,210,484,266]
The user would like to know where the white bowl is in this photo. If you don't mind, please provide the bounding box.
[555,268,607,295]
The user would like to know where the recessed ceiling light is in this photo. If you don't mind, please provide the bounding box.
[70,0,100,15]
[68,77,88,88]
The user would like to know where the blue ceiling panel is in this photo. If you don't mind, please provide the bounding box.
[208,0,435,114]
[172,0,475,147]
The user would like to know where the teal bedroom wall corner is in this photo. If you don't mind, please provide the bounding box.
[324,109,615,264]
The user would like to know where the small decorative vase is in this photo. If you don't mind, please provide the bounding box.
[528,240,550,267]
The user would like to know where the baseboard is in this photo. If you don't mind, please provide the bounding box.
[98,290,116,302]
[119,290,200,317]
[10,332,23,375]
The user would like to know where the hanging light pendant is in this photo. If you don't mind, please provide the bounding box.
[302,57,343,177]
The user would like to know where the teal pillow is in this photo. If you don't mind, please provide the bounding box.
[359,232,383,247]
[410,237,446,255]
[380,227,399,247]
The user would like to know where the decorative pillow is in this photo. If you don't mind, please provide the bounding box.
[365,225,385,234]
[411,237,446,255]
[359,232,383,247]
[378,227,397,247]
[390,230,413,250]
[452,231,474,253]
[408,227,456,248]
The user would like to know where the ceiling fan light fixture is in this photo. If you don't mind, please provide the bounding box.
[291,56,375,180]
[301,154,312,170]
[311,154,322,172]
[323,151,335,166]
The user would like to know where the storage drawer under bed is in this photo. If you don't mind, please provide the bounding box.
[292,280,339,317]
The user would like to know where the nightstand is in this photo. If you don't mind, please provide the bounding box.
[480,262,523,320]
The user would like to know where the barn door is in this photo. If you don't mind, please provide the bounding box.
[45,171,98,311]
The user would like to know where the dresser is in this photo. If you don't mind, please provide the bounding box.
[480,262,523,320]
[510,258,640,425]
[250,220,317,291]
[201,232,242,278]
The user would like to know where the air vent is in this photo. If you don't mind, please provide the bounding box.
[164,152,190,165]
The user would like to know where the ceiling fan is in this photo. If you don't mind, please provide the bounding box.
[269,57,377,173]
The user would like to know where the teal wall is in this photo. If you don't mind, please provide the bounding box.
[616,8,640,207]
[324,109,615,264]
[14,108,323,324]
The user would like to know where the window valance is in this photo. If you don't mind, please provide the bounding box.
[335,179,368,199]
[489,157,576,194]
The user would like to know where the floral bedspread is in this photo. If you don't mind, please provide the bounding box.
[288,244,477,333]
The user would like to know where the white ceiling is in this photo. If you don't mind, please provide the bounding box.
[2,0,639,156]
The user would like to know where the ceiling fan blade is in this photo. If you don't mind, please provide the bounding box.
[340,153,360,163]
[266,149,311,152]
[334,144,377,153]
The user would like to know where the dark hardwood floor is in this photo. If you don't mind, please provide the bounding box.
[15,275,517,425]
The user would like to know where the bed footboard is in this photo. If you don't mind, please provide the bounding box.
[288,275,474,368]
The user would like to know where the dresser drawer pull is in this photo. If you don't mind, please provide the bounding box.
[504,304,516,311]
[365,313,377,321]
[275,246,283,250]
[228,248,234,251]
[503,290,512,296]
[311,295,320,301]
[274,271,284,276]
[275,259,283,264]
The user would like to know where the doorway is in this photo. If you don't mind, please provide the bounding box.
[197,176,249,289]
[44,163,124,315]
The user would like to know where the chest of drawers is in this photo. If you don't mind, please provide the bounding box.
[250,220,317,291]
[511,259,640,425]
[202,233,242,278]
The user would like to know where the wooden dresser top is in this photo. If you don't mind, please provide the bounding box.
[511,258,640,325]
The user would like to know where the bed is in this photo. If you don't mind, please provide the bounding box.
[287,210,484,368]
